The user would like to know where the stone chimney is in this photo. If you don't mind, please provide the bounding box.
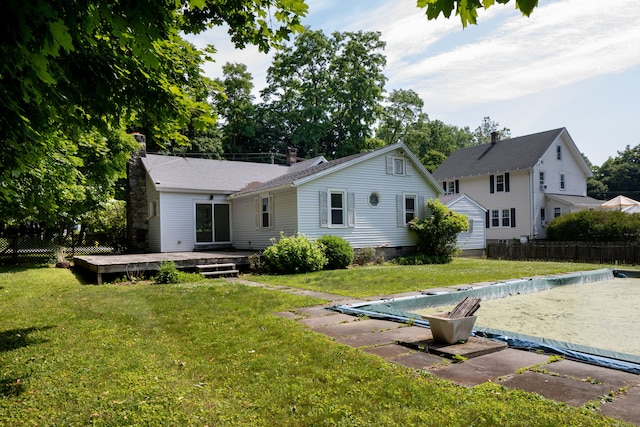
[490,131,499,145]
[126,132,149,253]
[286,147,298,166]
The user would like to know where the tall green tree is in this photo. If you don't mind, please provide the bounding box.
[215,63,256,159]
[329,31,387,158]
[261,29,335,157]
[0,0,307,224]
[261,30,386,159]
[473,116,511,144]
[595,144,640,200]
[377,89,426,146]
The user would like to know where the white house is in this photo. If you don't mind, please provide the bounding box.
[432,128,602,243]
[130,143,443,255]
[439,193,487,252]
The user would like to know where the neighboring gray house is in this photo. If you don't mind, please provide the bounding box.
[439,193,487,252]
[130,143,443,254]
[433,128,601,242]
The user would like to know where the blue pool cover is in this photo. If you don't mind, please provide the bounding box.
[331,269,640,374]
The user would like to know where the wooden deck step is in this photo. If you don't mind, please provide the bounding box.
[196,263,237,270]
[196,263,239,278]
[201,269,240,278]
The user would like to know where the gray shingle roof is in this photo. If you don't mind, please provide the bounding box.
[432,128,566,180]
[232,151,370,195]
[141,155,313,193]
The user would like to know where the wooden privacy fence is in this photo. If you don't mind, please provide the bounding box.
[487,241,640,265]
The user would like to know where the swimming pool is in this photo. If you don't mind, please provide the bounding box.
[332,269,640,373]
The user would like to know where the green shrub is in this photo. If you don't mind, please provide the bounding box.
[547,210,640,242]
[155,260,179,284]
[408,199,468,263]
[262,233,327,274]
[317,235,354,269]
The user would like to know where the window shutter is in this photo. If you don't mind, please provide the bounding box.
[510,208,516,228]
[347,192,355,227]
[490,175,495,193]
[405,161,413,176]
[319,191,328,227]
[269,196,275,229]
[505,173,510,192]
[386,156,393,175]
[397,195,404,227]
[455,180,460,194]
[254,197,260,229]
[418,196,425,219]
[485,210,490,228]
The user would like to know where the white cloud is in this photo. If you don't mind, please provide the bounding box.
[390,0,640,109]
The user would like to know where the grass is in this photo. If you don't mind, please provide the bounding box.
[246,257,614,297]
[0,261,631,426]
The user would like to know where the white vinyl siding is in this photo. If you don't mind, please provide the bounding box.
[443,195,486,250]
[296,152,437,248]
[153,192,228,252]
[232,189,298,250]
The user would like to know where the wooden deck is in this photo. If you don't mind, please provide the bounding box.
[74,251,255,284]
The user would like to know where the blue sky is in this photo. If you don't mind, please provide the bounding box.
[189,0,640,167]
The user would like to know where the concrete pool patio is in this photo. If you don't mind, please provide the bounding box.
[230,278,640,425]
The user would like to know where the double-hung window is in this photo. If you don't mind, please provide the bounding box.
[560,174,566,190]
[261,196,271,228]
[496,174,505,192]
[501,209,511,227]
[404,194,417,224]
[330,190,346,226]
[488,208,516,228]
[320,190,354,228]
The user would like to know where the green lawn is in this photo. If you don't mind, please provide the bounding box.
[246,258,615,297]
[0,261,630,426]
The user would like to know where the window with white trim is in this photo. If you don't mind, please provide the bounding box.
[501,209,511,227]
[330,190,346,226]
[489,208,515,228]
[491,210,500,227]
[447,181,455,195]
[554,207,562,218]
[320,190,355,228]
[560,174,565,190]
[261,196,272,228]
[539,172,545,186]
[557,145,562,160]
[404,194,417,224]
[496,174,505,192]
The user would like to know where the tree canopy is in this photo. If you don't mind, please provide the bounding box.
[0,0,307,227]
[417,0,539,27]
[589,144,640,200]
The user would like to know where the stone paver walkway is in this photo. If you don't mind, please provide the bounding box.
[230,278,640,425]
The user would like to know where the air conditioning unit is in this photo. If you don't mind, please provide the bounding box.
[540,184,547,191]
